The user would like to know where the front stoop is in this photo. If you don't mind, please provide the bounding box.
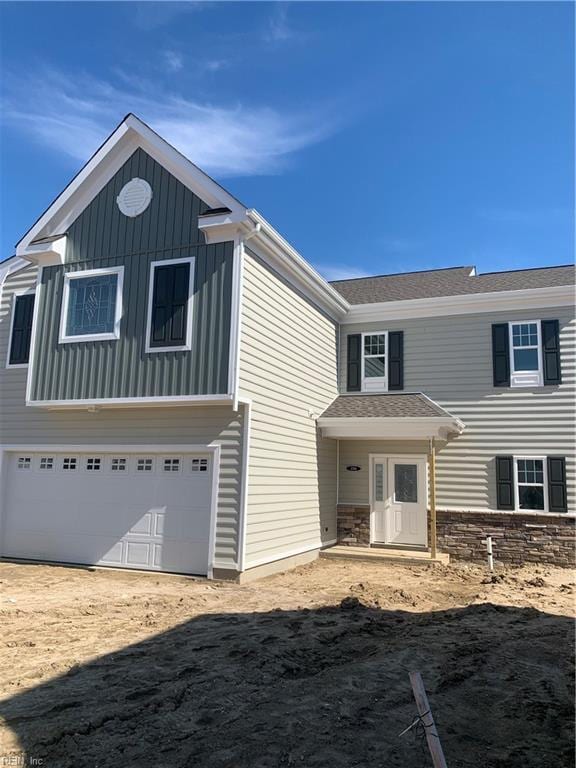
[321,545,450,566]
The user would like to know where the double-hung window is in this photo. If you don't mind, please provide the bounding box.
[515,457,547,512]
[146,257,194,353]
[59,267,124,343]
[509,322,543,387]
[362,332,387,391]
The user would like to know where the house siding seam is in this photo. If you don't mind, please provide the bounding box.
[238,248,339,567]
[1,265,243,570]
[29,147,233,402]
[338,306,575,515]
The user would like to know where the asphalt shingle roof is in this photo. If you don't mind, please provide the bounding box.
[319,393,451,419]
[330,265,575,305]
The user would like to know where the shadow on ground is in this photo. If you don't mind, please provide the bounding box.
[1,601,573,768]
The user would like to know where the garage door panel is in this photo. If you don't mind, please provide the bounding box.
[2,452,213,575]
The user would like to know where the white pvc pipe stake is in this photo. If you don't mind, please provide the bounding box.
[486,535,494,572]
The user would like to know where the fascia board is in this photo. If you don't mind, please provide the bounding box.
[344,285,575,323]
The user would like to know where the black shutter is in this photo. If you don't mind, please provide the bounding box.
[492,324,510,387]
[9,293,35,365]
[541,320,562,385]
[388,331,404,390]
[547,457,567,513]
[495,456,514,510]
[347,334,361,392]
[150,263,190,348]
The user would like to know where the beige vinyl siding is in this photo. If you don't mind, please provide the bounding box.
[339,306,575,513]
[0,264,243,569]
[239,249,339,567]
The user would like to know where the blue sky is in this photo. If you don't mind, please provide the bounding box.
[0,1,573,279]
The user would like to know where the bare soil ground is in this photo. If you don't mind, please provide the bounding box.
[0,557,574,768]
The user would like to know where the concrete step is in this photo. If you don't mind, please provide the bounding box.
[321,545,450,566]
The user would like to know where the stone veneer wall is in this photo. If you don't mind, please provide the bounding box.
[336,505,370,546]
[436,510,575,567]
[336,505,575,566]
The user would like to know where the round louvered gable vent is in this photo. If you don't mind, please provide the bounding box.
[117,178,153,217]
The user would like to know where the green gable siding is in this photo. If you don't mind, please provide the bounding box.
[30,149,233,401]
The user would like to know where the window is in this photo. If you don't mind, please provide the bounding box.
[191,458,208,472]
[63,457,77,470]
[362,332,387,391]
[39,457,54,470]
[111,458,127,471]
[509,321,543,387]
[515,457,547,512]
[394,464,418,503]
[59,267,123,343]
[137,458,153,472]
[163,458,180,472]
[86,457,101,471]
[145,258,194,353]
[7,293,35,367]
[17,457,31,470]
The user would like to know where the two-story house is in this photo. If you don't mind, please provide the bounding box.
[0,114,573,580]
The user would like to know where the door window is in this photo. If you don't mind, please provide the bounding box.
[394,464,418,503]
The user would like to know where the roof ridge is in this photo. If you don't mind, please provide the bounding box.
[477,264,575,277]
[329,265,474,284]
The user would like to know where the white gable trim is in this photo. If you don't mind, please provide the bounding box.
[16,114,247,258]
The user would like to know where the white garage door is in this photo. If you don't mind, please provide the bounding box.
[1,450,214,575]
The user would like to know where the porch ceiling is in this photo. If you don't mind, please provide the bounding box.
[317,393,465,440]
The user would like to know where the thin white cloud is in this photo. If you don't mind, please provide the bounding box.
[2,69,336,177]
[162,50,184,73]
[315,264,371,282]
[264,4,294,44]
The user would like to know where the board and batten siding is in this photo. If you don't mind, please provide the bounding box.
[239,249,339,568]
[29,147,233,402]
[1,264,244,569]
[338,306,575,513]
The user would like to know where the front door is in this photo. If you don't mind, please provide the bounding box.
[371,456,428,547]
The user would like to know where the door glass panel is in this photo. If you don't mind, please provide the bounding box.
[394,464,417,503]
[374,463,384,502]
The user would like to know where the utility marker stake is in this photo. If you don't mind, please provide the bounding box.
[408,671,448,768]
[485,535,494,572]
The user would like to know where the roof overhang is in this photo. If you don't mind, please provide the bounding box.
[317,416,465,440]
[344,284,575,323]
[198,208,350,321]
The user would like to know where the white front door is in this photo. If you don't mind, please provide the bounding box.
[371,456,428,547]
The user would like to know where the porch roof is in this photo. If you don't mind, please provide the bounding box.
[317,393,465,440]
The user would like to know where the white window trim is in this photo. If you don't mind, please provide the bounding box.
[59,266,124,344]
[514,455,548,514]
[145,257,195,354]
[508,320,543,388]
[361,330,388,392]
[6,288,35,369]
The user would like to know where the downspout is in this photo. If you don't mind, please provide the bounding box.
[428,437,437,559]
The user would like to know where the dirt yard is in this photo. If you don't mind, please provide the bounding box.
[0,557,574,768]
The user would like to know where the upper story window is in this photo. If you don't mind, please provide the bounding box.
[59,267,124,343]
[7,292,35,367]
[492,319,561,389]
[510,322,542,387]
[363,332,388,391]
[145,257,195,353]
[346,330,404,392]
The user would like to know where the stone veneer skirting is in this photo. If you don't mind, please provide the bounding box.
[336,505,575,566]
[337,505,371,547]
[435,509,575,567]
